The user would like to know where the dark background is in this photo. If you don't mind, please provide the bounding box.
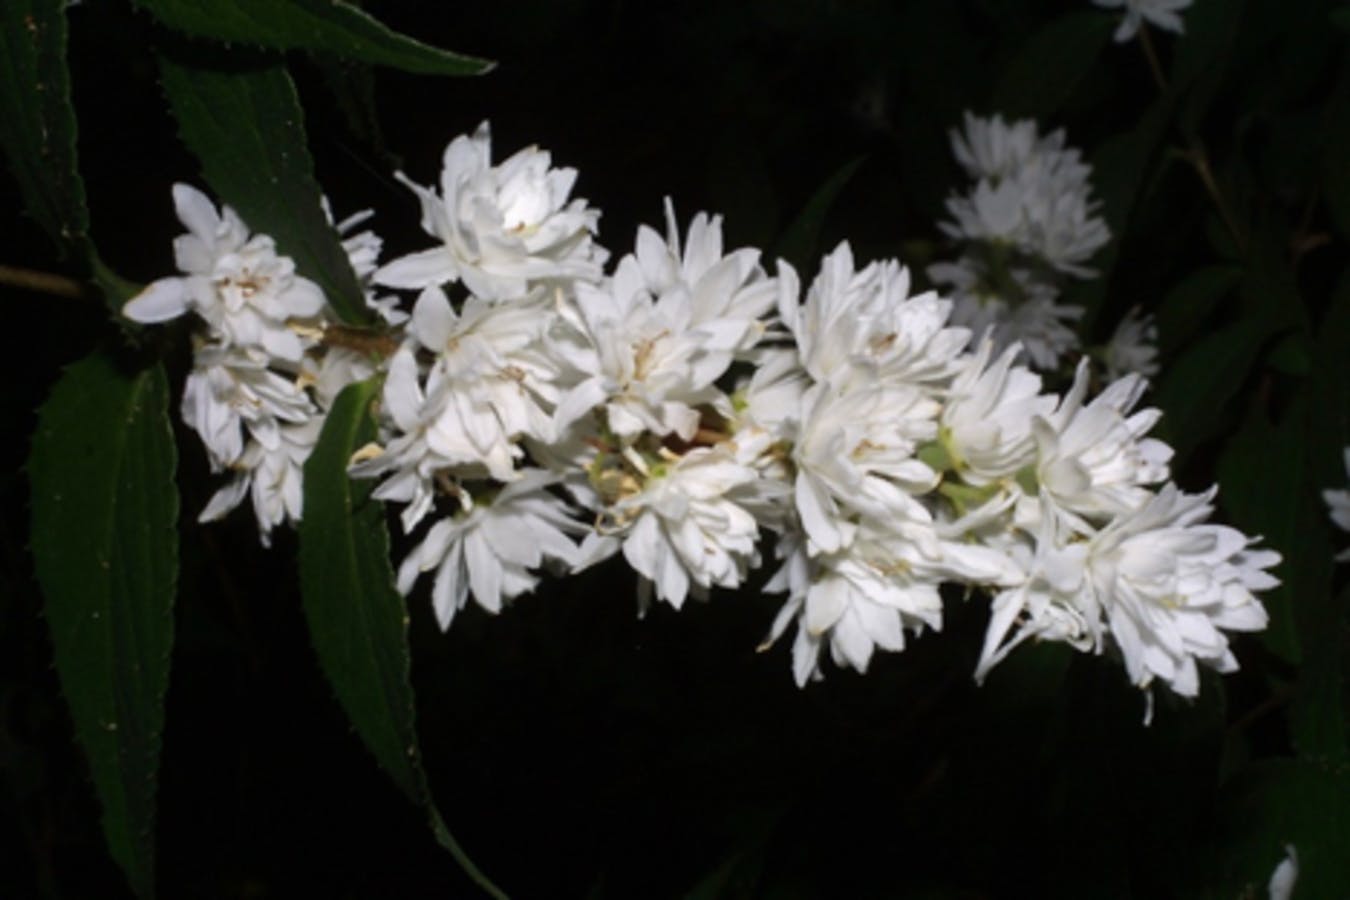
[2,0,1346,896]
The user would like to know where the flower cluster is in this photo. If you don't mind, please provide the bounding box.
[129,122,1282,717]
[929,112,1112,372]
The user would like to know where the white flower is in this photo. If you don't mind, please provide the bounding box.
[576,443,766,610]
[932,255,1084,371]
[375,121,604,300]
[780,242,970,390]
[1325,447,1350,562]
[1089,484,1277,704]
[942,175,1109,278]
[765,515,1019,686]
[123,184,326,361]
[200,417,323,546]
[348,285,569,530]
[792,379,940,555]
[558,205,783,441]
[181,344,316,469]
[1103,306,1160,380]
[941,339,1057,485]
[1093,0,1193,43]
[949,111,1048,182]
[347,347,447,533]
[940,114,1109,278]
[395,470,581,630]
[978,484,1279,710]
[1033,359,1172,523]
[1268,844,1299,900]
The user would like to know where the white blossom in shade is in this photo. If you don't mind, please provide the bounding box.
[1087,484,1277,707]
[1093,0,1193,43]
[181,344,317,469]
[929,255,1084,372]
[200,417,323,546]
[1268,845,1299,900]
[941,339,1057,485]
[779,242,970,390]
[949,111,1047,182]
[941,176,1109,279]
[791,379,940,555]
[576,443,767,610]
[394,470,581,630]
[557,209,783,442]
[123,184,326,361]
[374,121,604,301]
[1033,359,1172,523]
[1324,447,1350,562]
[1103,306,1160,380]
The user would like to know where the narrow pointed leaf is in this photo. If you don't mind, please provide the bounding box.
[0,0,90,258]
[157,48,370,324]
[29,351,178,898]
[299,378,507,899]
[775,156,865,274]
[136,0,492,75]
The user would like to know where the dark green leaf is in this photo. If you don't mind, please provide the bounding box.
[298,378,506,899]
[1153,265,1241,355]
[136,0,492,75]
[1151,315,1280,464]
[1209,759,1350,896]
[1321,60,1350,244]
[1171,0,1245,137]
[0,0,89,259]
[774,156,864,275]
[29,352,178,898]
[1065,95,1174,334]
[1215,397,1311,664]
[157,49,370,324]
[992,12,1113,119]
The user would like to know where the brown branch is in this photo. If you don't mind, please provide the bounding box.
[320,323,399,358]
[0,264,91,299]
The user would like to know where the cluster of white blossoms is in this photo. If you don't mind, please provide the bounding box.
[129,122,1282,717]
[929,112,1110,371]
[123,185,393,544]
[929,112,1160,379]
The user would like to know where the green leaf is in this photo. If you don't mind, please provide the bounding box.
[298,379,507,899]
[136,0,492,75]
[157,48,370,324]
[29,351,178,898]
[1153,265,1242,355]
[1063,95,1174,334]
[1209,759,1350,896]
[774,156,864,275]
[991,12,1113,119]
[1170,0,1245,138]
[1215,397,1310,665]
[1322,60,1350,244]
[1151,314,1280,464]
[0,0,90,259]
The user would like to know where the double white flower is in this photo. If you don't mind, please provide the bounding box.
[375,121,605,301]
